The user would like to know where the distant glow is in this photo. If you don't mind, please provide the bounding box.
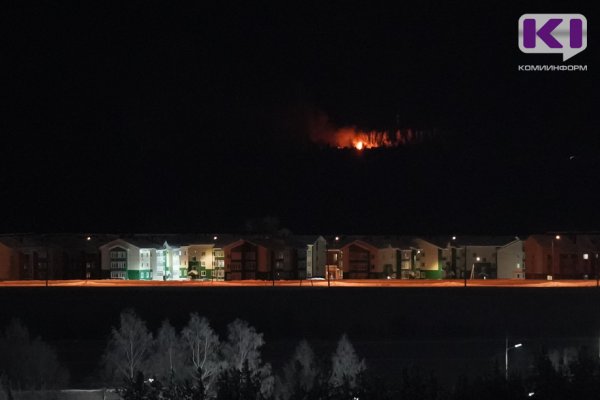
[476,257,481,262]
[335,236,340,241]
[338,128,396,149]
[514,343,523,348]
[213,236,218,240]
[452,236,457,240]
[528,392,535,397]
[417,250,421,254]
[584,253,589,260]
[86,236,91,241]
[555,235,561,240]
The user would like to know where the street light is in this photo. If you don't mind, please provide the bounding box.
[551,235,560,280]
[583,253,593,286]
[505,337,523,380]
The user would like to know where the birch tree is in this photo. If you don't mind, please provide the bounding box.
[222,318,274,398]
[145,319,185,382]
[103,309,153,381]
[181,313,223,393]
[279,340,318,400]
[222,319,264,372]
[329,334,366,390]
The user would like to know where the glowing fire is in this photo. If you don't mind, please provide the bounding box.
[307,110,422,150]
[333,127,414,149]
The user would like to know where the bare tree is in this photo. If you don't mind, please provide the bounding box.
[103,309,153,381]
[279,339,318,400]
[145,319,185,383]
[181,313,223,394]
[222,318,274,397]
[222,319,264,371]
[329,334,366,390]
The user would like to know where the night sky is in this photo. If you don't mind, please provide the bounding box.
[2,2,597,235]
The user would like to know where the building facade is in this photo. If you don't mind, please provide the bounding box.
[99,238,157,280]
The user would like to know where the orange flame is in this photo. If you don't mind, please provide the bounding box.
[333,127,413,149]
[306,110,420,149]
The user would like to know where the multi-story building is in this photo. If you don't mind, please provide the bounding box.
[155,242,183,280]
[413,236,525,280]
[0,234,112,280]
[223,239,267,280]
[524,234,600,279]
[0,238,19,280]
[181,243,221,280]
[304,236,327,278]
[223,237,299,280]
[4,232,594,282]
[339,239,379,279]
[99,238,159,280]
[411,237,446,279]
[325,236,344,280]
[497,238,526,279]
[363,237,418,279]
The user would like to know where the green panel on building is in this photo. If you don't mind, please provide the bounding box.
[199,268,213,279]
[128,270,139,280]
[127,270,152,280]
[421,269,443,279]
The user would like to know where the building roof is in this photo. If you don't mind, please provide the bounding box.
[418,235,520,248]
[359,235,416,249]
[527,234,600,252]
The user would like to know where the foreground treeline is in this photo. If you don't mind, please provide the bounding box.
[101,309,368,400]
[3,312,600,399]
[0,319,69,391]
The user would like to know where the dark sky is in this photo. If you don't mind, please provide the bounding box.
[2,2,598,235]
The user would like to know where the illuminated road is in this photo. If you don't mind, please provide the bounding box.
[0,279,599,288]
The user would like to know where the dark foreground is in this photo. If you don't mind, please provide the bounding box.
[1,287,600,386]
